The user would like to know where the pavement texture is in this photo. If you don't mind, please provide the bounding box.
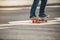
[0,6,60,40]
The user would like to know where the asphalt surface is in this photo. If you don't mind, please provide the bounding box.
[0,7,60,40]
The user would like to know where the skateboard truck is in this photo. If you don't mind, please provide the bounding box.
[30,17,42,23]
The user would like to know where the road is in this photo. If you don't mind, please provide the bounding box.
[0,6,60,40]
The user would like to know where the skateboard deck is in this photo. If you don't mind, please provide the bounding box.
[30,17,48,23]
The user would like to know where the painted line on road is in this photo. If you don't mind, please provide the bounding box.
[0,5,60,10]
[0,27,11,29]
[0,18,60,26]
[0,18,60,29]
[0,8,23,10]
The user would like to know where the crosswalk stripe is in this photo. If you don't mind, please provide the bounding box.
[0,18,60,27]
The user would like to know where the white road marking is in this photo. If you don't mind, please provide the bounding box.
[0,18,60,27]
[0,5,60,10]
[0,27,11,29]
[0,8,23,10]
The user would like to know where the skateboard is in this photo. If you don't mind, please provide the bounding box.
[30,17,48,23]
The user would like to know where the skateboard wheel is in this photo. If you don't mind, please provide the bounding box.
[32,20,37,23]
[38,22,41,23]
[32,20,35,23]
[45,20,47,22]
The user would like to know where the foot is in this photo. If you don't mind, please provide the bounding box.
[39,14,48,18]
[39,14,48,22]
[30,16,36,18]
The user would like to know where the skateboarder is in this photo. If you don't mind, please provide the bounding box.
[30,0,47,18]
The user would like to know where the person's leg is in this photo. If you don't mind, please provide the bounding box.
[30,0,39,18]
[39,0,47,17]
